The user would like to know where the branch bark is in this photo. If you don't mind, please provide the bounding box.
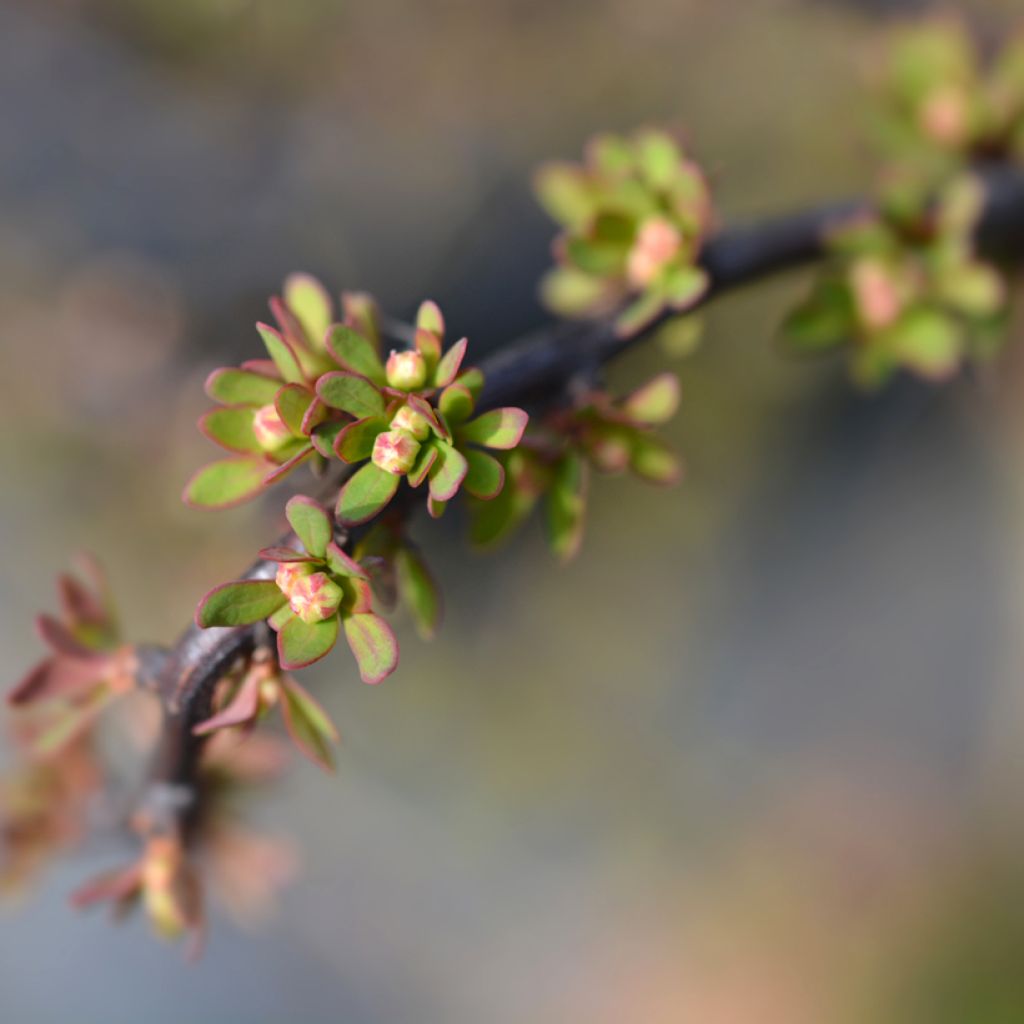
[135,163,1024,842]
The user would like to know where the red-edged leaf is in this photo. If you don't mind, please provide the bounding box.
[7,656,107,707]
[427,442,468,502]
[195,580,287,628]
[438,383,474,425]
[262,443,315,485]
[274,384,314,436]
[199,407,262,455]
[457,408,528,450]
[256,323,305,383]
[405,394,450,441]
[71,864,143,909]
[277,614,340,670]
[334,416,387,463]
[283,272,332,349]
[204,367,280,407]
[311,420,345,458]
[629,435,683,485]
[336,462,400,526]
[258,546,316,563]
[621,373,680,425]
[279,677,340,772]
[433,337,468,387]
[327,324,385,384]
[395,547,442,640]
[407,442,438,488]
[285,496,333,559]
[427,495,448,518]
[300,397,329,436]
[316,371,386,419]
[183,457,270,509]
[193,674,262,735]
[36,614,102,660]
[545,454,588,562]
[416,299,445,336]
[414,327,442,370]
[325,541,368,580]
[343,613,399,684]
[462,448,505,500]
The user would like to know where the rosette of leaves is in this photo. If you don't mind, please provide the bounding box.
[184,275,383,509]
[321,301,529,524]
[783,175,1008,387]
[471,372,683,562]
[196,497,398,683]
[874,21,1024,174]
[6,557,137,757]
[535,129,714,336]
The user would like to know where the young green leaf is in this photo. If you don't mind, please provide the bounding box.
[457,408,529,450]
[434,337,468,387]
[334,417,388,463]
[327,324,385,384]
[183,456,270,509]
[196,580,288,628]
[284,273,332,349]
[343,613,399,684]
[621,373,680,425]
[279,677,340,772]
[274,384,314,436]
[395,547,442,640]
[205,368,281,407]
[199,408,262,454]
[546,454,588,563]
[256,324,305,384]
[462,448,505,500]
[428,442,468,502]
[285,496,332,559]
[336,462,400,525]
[317,371,386,419]
[277,613,340,670]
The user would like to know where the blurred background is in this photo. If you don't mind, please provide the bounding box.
[3,0,1024,1020]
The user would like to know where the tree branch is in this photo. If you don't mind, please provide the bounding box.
[135,163,1024,843]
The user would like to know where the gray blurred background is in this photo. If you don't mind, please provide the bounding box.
[3,1,1024,1021]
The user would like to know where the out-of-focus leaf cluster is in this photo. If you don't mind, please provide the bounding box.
[535,129,714,336]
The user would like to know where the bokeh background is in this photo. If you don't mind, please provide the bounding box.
[3,0,1024,1021]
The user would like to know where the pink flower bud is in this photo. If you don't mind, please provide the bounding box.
[385,350,428,391]
[252,403,292,452]
[390,403,431,441]
[627,216,682,288]
[275,561,314,597]
[287,572,343,624]
[372,429,421,475]
[920,85,969,147]
[851,258,903,330]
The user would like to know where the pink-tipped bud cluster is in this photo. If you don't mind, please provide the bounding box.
[275,561,314,596]
[386,350,428,391]
[851,258,904,330]
[390,404,431,441]
[627,216,682,288]
[287,572,343,624]
[252,404,292,452]
[372,429,421,475]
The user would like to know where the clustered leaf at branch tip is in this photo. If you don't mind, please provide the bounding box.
[4,16,1024,958]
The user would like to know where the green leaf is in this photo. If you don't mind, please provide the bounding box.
[395,547,442,640]
[462,448,505,500]
[456,367,485,401]
[630,435,683,485]
[621,373,680,425]
[407,443,438,488]
[183,456,270,509]
[199,408,262,454]
[284,273,332,350]
[279,677,340,771]
[257,324,305,383]
[663,265,710,310]
[311,420,346,459]
[439,383,475,425]
[938,262,1006,317]
[274,384,313,436]
[615,289,665,337]
[533,161,593,228]
[428,442,468,501]
[205,368,281,406]
[565,237,626,276]
[415,327,442,371]
[457,408,528,450]
[343,613,399,684]
[196,580,287,628]
[886,307,962,380]
[327,324,385,384]
[416,300,445,336]
[325,541,368,580]
[782,280,853,352]
[433,337,468,388]
[278,613,340,670]
[336,462,400,525]
[317,371,386,419]
[285,496,332,558]
[654,314,703,360]
[540,266,609,317]
[334,416,387,463]
[635,129,682,189]
[546,454,588,563]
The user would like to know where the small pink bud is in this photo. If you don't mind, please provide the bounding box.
[920,85,969,147]
[385,350,428,391]
[372,429,421,475]
[851,258,903,330]
[390,403,431,441]
[627,216,682,288]
[275,561,314,597]
[252,404,292,452]
[288,572,343,624]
